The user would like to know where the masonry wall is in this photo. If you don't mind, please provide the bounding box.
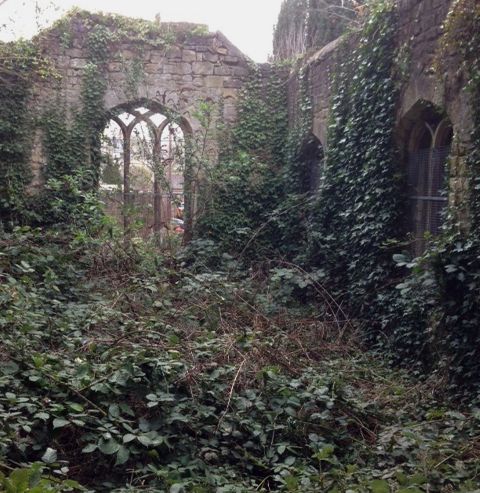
[286,0,472,213]
[394,0,471,211]
[28,13,252,188]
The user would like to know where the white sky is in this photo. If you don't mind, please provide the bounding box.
[0,0,284,62]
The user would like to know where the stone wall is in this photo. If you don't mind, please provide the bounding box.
[287,0,473,214]
[28,12,253,187]
[394,0,471,211]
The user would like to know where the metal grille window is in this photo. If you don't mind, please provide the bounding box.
[406,114,452,256]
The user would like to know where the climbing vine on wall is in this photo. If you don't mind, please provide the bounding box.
[279,65,319,258]
[42,24,111,193]
[231,64,289,165]
[197,64,293,259]
[0,42,41,226]
[285,66,314,194]
[307,0,401,319]
[417,0,480,396]
[301,0,480,399]
[373,0,480,397]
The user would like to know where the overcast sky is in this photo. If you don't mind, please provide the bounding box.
[1,0,284,61]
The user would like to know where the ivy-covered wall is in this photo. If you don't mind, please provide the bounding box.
[3,0,480,398]
[26,10,253,189]
[287,2,464,143]
[286,0,479,227]
[277,0,480,398]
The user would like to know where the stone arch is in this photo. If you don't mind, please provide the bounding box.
[101,100,187,237]
[398,99,453,255]
[107,98,193,138]
[298,133,325,193]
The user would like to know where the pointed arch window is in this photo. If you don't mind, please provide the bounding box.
[405,104,453,255]
[100,105,185,236]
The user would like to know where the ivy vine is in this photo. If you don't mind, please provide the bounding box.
[307,0,401,324]
[0,41,38,227]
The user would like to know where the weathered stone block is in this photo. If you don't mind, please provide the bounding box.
[108,62,122,72]
[221,88,238,99]
[162,63,185,75]
[71,58,87,68]
[166,45,182,59]
[223,79,242,89]
[144,64,160,74]
[150,54,166,64]
[213,65,232,76]
[65,48,83,58]
[202,53,219,63]
[223,56,239,65]
[56,56,70,68]
[192,61,214,75]
[108,72,125,82]
[182,50,196,62]
[120,50,136,59]
[204,76,225,88]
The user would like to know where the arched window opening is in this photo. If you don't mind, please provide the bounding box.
[160,123,185,232]
[298,134,324,193]
[100,120,124,227]
[100,105,186,238]
[101,120,123,188]
[404,102,453,255]
[130,120,155,191]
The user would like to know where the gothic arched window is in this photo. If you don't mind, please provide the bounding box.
[100,105,186,236]
[405,102,453,255]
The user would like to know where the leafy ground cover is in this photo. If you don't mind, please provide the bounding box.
[0,227,479,492]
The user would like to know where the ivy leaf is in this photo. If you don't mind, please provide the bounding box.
[53,418,69,429]
[82,443,97,453]
[137,435,153,447]
[69,403,84,413]
[0,361,19,375]
[115,445,130,466]
[123,433,136,443]
[98,438,120,455]
[109,403,120,418]
[284,456,295,466]
[41,447,58,464]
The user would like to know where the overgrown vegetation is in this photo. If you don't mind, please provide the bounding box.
[306,0,400,319]
[2,0,480,490]
[197,64,292,259]
[205,0,480,403]
[1,213,480,491]
[0,40,39,226]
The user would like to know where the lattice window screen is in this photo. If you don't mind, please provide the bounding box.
[407,145,449,255]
